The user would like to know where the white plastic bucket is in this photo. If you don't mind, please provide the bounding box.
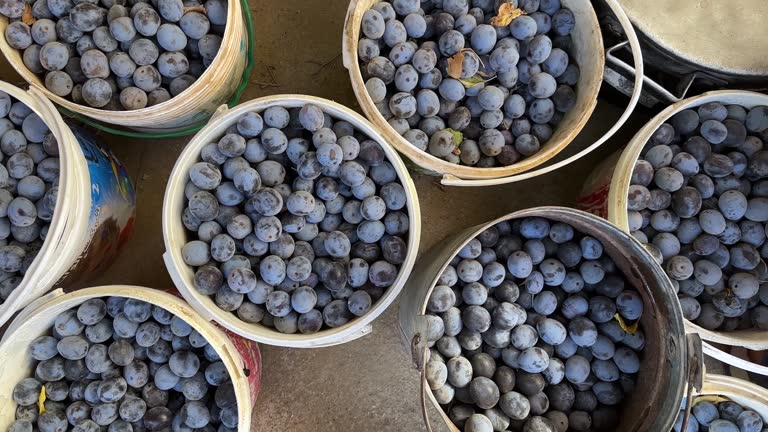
[0,0,248,133]
[398,206,691,432]
[162,94,421,348]
[0,82,136,328]
[0,285,262,431]
[578,90,768,375]
[342,0,645,186]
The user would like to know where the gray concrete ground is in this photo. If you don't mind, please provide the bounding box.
[0,0,736,430]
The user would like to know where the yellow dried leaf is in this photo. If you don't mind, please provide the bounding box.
[459,74,497,88]
[183,5,206,13]
[490,3,525,27]
[22,3,35,25]
[445,128,464,151]
[447,51,465,80]
[38,385,46,415]
[614,313,639,334]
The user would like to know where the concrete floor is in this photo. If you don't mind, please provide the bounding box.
[0,0,735,430]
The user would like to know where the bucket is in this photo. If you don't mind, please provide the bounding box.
[675,374,768,428]
[578,90,768,375]
[342,0,645,186]
[399,206,692,431]
[0,82,135,329]
[0,285,261,431]
[162,94,421,348]
[0,0,248,133]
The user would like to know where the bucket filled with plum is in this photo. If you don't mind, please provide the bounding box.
[580,90,768,373]
[399,206,693,431]
[0,285,261,432]
[343,0,607,183]
[162,95,421,347]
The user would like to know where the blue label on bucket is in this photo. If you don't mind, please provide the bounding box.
[65,126,137,278]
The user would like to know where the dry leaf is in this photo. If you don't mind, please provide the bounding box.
[460,74,497,88]
[445,128,464,154]
[38,385,46,415]
[693,395,731,405]
[447,51,465,80]
[183,5,206,13]
[490,3,525,27]
[22,3,35,25]
[614,313,639,334]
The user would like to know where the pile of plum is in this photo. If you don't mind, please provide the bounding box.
[181,103,411,334]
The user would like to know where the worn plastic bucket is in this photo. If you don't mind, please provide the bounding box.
[399,206,691,431]
[343,0,645,186]
[0,285,261,431]
[0,0,248,133]
[579,90,768,375]
[162,94,421,348]
[0,82,135,328]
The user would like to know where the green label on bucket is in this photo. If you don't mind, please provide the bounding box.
[65,126,137,279]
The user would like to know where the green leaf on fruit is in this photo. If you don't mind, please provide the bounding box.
[445,128,464,154]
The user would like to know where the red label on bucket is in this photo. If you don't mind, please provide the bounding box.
[576,183,610,218]
[577,152,621,219]
[220,327,262,404]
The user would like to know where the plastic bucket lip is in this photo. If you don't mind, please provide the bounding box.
[0,285,259,432]
[0,83,92,328]
[342,0,606,181]
[398,206,688,432]
[162,94,422,348]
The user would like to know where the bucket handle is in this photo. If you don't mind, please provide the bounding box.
[680,334,704,432]
[606,41,695,105]
[439,0,643,187]
[702,342,768,376]
[412,333,436,432]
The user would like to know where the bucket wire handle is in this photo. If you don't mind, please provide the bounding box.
[681,334,704,432]
[56,0,256,139]
[440,0,643,187]
[701,341,768,376]
[412,333,435,432]
[605,41,695,104]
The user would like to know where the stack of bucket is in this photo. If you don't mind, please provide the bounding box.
[0,0,764,430]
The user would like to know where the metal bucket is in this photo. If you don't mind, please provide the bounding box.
[398,206,695,431]
[597,0,768,107]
